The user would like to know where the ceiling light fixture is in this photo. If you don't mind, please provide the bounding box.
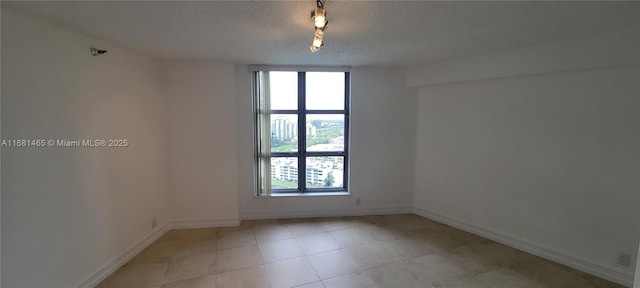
[310,0,328,53]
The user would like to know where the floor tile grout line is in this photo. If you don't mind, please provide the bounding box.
[251,229,266,266]
[327,229,344,250]
[262,263,273,288]
[162,257,172,279]
[305,254,324,286]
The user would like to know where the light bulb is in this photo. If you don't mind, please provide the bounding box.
[312,35,323,48]
[314,7,326,28]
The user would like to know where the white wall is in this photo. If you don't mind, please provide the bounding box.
[1,9,170,288]
[161,61,240,227]
[407,30,639,87]
[411,32,640,286]
[237,66,417,219]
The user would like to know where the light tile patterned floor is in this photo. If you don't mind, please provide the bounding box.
[97,214,625,288]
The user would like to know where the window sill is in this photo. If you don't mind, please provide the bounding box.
[253,192,350,198]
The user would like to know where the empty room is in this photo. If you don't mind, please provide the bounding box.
[1,1,639,288]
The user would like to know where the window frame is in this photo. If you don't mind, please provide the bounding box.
[254,70,350,194]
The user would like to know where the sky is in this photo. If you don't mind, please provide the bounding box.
[269,71,345,117]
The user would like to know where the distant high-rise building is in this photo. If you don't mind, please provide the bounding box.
[271,118,297,141]
[306,123,317,138]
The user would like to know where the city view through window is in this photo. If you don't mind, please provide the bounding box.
[267,71,347,191]
[270,116,345,189]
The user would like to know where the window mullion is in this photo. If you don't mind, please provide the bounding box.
[298,72,306,193]
[305,151,346,157]
[304,110,346,115]
[343,72,350,190]
[271,110,299,114]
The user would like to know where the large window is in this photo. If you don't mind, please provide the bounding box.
[253,70,350,195]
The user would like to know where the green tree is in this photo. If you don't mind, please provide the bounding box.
[323,172,335,187]
[271,138,283,148]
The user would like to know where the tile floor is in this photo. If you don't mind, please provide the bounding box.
[97,214,625,288]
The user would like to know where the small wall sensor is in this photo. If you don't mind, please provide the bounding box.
[90,47,107,56]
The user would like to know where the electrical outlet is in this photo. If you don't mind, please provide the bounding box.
[616,253,631,267]
[151,218,157,229]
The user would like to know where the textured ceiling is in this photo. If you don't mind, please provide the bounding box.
[3,1,639,66]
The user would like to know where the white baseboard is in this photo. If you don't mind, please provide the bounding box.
[172,218,240,229]
[413,207,635,287]
[241,205,413,220]
[73,222,171,288]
